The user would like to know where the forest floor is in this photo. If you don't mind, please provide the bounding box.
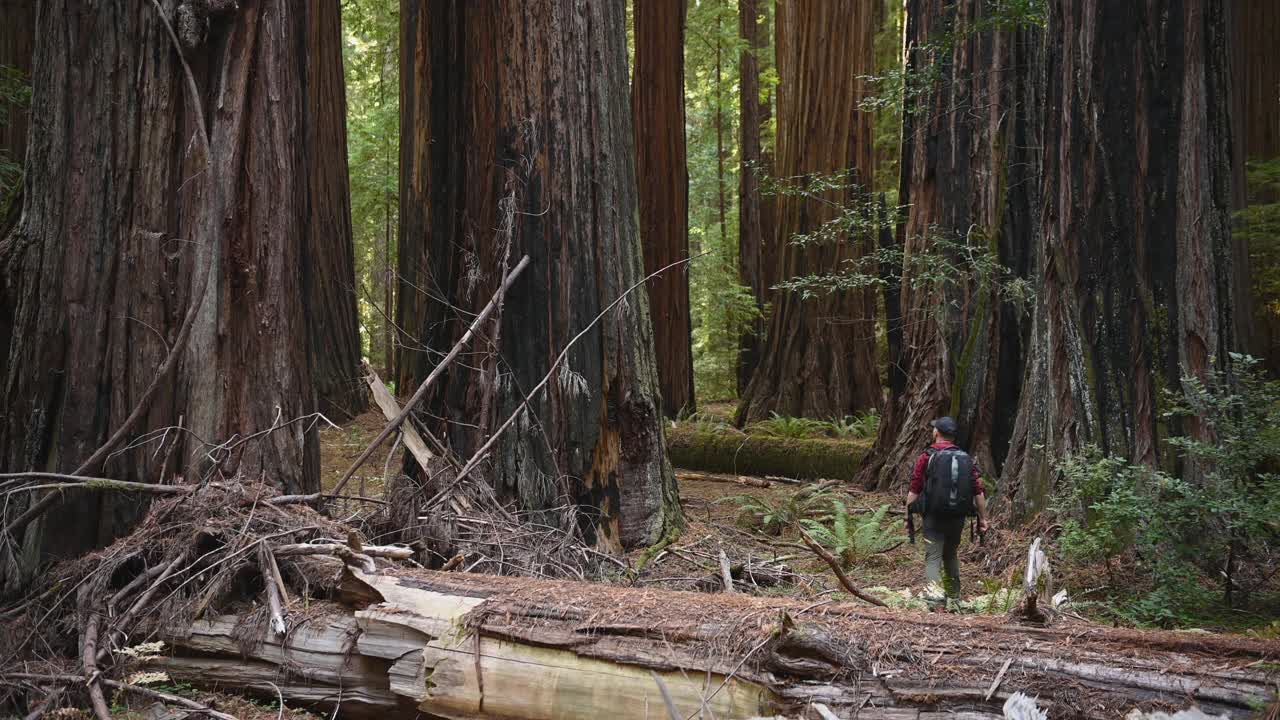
[318,410,1043,623]
[317,408,1279,637]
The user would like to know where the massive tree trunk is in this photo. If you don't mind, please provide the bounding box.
[302,0,368,422]
[396,0,680,552]
[0,0,34,378]
[154,567,1278,720]
[1000,0,1237,517]
[736,0,768,396]
[632,0,694,419]
[737,0,881,424]
[858,0,1041,490]
[1231,0,1280,375]
[0,0,319,588]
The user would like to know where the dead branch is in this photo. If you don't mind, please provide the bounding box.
[363,361,442,476]
[271,543,378,572]
[434,253,706,508]
[329,255,532,499]
[799,529,888,607]
[1,673,237,720]
[81,610,111,720]
[258,541,288,635]
[719,548,736,593]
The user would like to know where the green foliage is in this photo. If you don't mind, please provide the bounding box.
[722,485,835,536]
[824,410,880,439]
[343,0,400,370]
[800,501,905,567]
[683,0,770,402]
[1055,355,1280,626]
[751,412,827,439]
[1235,158,1280,332]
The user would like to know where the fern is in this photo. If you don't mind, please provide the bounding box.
[751,412,827,439]
[801,502,906,567]
[722,488,835,536]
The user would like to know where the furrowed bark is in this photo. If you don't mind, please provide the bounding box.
[632,0,694,419]
[397,0,680,551]
[151,568,1279,720]
[858,0,1041,490]
[736,0,881,424]
[1001,0,1237,516]
[1,0,320,591]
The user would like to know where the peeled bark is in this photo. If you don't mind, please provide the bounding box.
[737,0,881,424]
[858,0,1041,490]
[396,0,680,551]
[302,0,368,422]
[154,567,1279,720]
[1001,0,1237,517]
[0,0,319,588]
[632,0,694,419]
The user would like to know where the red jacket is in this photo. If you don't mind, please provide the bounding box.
[909,441,984,496]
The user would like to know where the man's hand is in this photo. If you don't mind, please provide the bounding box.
[979,517,990,534]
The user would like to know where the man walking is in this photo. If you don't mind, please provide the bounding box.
[906,417,989,610]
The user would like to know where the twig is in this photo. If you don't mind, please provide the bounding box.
[258,541,288,635]
[100,550,189,663]
[329,255,531,499]
[799,529,887,607]
[3,674,237,720]
[718,548,735,594]
[271,543,377,572]
[985,656,1014,701]
[812,703,841,720]
[432,252,707,508]
[81,611,111,720]
[1,474,192,495]
[649,671,682,720]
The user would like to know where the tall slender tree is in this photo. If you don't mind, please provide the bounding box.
[858,0,1042,490]
[736,0,880,423]
[736,0,768,394]
[1000,0,1237,517]
[397,0,680,552]
[303,0,368,422]
[632,0,694,419]
[0,0,321,588]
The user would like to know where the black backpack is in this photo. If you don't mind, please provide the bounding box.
[922,446,976,517]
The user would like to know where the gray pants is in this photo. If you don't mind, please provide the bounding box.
[923,515,966,605]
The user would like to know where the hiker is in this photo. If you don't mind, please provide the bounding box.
[905,416,989,610]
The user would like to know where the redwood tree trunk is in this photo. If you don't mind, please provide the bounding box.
[736,0,881,424]
[302,0,368,422]
[736,0,767,395]
[397,0,680,552]
[0,0,319,587]
[0,0,34,379]
[632,0,694,419]
[858,0,1041,490]
[1000,0,1237,517]
[1231,0,1280,374]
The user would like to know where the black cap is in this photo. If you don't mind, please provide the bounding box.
[930,416,959,437]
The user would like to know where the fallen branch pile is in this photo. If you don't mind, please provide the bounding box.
[0,478,1276,720]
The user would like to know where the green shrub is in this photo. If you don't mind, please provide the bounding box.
[1055,354,1280,626]
[822,411,880,439]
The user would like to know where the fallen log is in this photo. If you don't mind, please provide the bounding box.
[152,568,1279,720]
